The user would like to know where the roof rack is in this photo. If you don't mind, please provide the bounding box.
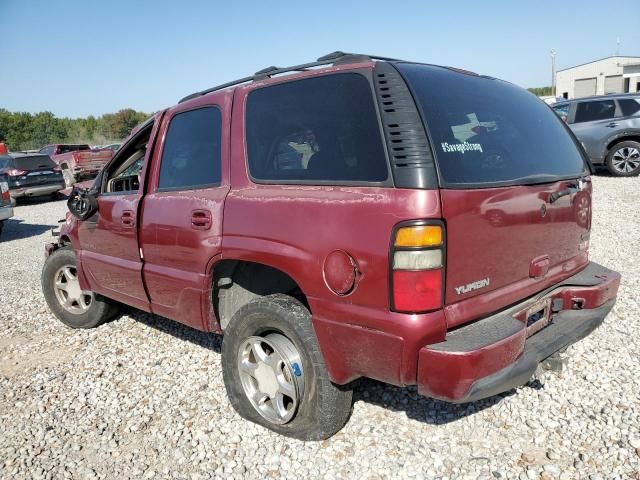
[178,51,405,103]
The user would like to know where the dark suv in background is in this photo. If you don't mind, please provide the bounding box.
[0,153,65,201]
[553,94,640,176]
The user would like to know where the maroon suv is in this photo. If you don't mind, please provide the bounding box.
[42,52,621,440]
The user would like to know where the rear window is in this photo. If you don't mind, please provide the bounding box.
[245,73,389,184]
[12,155,56,170]
[397,64,587,187]
[59,145,90,154]
[618,98,640,117]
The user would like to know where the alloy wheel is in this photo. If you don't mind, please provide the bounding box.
[237,333,304,424]
[53,265,94,314]
[612,146,640,174]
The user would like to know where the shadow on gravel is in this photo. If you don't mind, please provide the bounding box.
[1,218,53,241]
[120,307,547,427]
[351,378,509,425]
[127,309,223,353]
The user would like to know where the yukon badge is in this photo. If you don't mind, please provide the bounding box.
[455,278,490,295]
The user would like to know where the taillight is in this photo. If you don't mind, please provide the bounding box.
[390,222,445,313]
[1,182,9,201]
[6,169,27,177]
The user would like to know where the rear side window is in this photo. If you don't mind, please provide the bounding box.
[158,107,222,190]
[574,100,616,123]
[396,63,587,187]
[618,98,640,117]
[13,155,56,170]
[245,73,388,184]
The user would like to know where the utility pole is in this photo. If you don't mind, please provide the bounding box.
[550,49,557,97]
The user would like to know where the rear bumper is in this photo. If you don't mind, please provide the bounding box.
[10,184,65,198]
[0,204,13,221]
[417,262,620,402]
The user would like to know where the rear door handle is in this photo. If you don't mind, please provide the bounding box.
[191,209,212,230]
[605,122,618,128]
[121,210,135,228]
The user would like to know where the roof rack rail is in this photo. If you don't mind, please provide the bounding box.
[178,51,405,103]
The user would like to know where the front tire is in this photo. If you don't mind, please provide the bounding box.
[221,294,353,440]
[42,247,118,328]
[605,141,640,176]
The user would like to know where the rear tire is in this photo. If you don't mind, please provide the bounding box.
[42,247,118,328]
[0,220,4,237]
[62,169,76,187]
[221,294,353,440]
[605,140,640,176]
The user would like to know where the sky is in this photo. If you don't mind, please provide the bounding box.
[1,0,638,118]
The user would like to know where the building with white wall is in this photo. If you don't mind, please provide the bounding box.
[555,56,640,99]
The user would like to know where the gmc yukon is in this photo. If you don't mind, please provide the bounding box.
[42,52,621,440]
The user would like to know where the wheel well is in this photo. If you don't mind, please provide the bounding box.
[606,135,640,153]
[59,235,71,246]
[213,260,308,330]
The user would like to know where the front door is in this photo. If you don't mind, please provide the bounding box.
[76,116,162,311]
[139,100,230,330]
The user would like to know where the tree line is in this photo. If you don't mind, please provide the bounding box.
[0,108,151,151]
[528,86,554,96]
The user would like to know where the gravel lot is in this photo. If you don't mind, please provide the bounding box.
[1,175,639,480]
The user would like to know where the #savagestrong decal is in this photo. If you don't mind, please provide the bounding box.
[440,142,483,154]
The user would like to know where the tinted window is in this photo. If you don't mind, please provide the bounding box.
[397,64,586,186]
[39,146,54,156]
[245,73,388,183]
[13,155,56,170]
[59,145,89,154]
[618,98,640,117]
[158,107,222,190]
[574,100,616,123]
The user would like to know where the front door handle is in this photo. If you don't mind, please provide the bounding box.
[191,210,212,230]
[605,122,618,128]
[121,210,135,228]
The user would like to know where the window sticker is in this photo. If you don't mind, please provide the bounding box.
[440,142,483,154]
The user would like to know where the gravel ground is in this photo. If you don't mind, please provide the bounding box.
[1,175,639,480]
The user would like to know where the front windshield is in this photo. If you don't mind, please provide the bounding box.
[396,63,587,187]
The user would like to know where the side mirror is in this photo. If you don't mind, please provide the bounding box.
[67,185,99,220]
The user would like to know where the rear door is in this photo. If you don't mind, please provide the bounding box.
[396,64,591,327]
[568,99,618,161]
[139,94,231,330]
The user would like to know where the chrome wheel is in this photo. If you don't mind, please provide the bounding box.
[53,265,94,314]
[237,333,304,425]
[611,146,640,174]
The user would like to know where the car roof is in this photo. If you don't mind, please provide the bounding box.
[8,152,51,159]
[178,51,488,107]
[558,93,640,105]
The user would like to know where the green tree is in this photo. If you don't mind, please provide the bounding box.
[528,86,554,96]
[0,108,151,151]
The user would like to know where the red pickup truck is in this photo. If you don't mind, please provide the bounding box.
[39,144,113,187]
[41,52,620,440]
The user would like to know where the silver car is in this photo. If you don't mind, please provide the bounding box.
[553,94,640,176]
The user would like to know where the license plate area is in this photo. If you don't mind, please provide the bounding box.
[525,298,552,337]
